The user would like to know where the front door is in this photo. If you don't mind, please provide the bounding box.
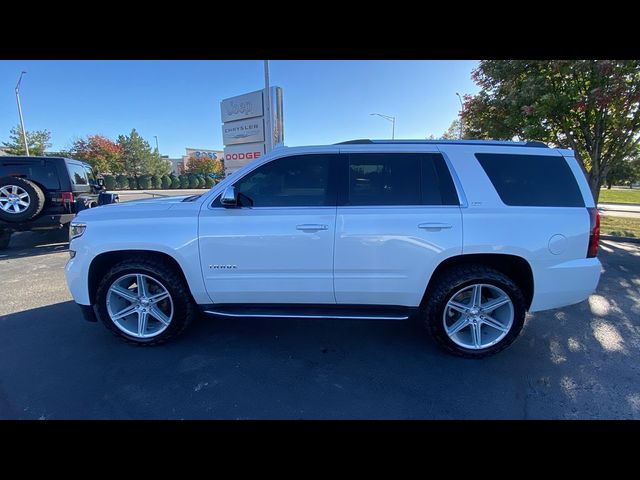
[198,153,339,304]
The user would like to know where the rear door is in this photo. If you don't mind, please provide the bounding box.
[333,150,463,306]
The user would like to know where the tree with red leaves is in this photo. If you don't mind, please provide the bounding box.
[69,134,123,174]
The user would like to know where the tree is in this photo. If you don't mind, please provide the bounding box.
[440,119,472,140]
[184,154,224,177]
[161,175,172,189]
[605,154,640,188]
[170,175,180,189]
[69,134,123,174]
[2,125,52,156]
[463,60,640,203]
[117,129,154,180]
[179,175,189,189]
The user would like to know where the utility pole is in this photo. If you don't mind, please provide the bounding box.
[15,71,29,156]
[263,60,272,153]
[456,92,464,139]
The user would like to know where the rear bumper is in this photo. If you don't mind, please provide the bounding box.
[0,213,76,232]
[530,257,602,312]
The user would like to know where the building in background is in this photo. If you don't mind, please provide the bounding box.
[165,148,224,175]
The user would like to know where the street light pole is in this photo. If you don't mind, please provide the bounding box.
[370,113,396,140]
[455,92,464,139]
[15,71,29,156]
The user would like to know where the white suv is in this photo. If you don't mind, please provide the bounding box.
[65,140,602,357]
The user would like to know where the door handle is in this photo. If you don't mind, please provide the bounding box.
[296,224,328,231]
[418,222,453,231]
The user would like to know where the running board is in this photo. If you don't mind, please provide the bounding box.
[201,304,415,321]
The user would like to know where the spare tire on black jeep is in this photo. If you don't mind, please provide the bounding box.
[0,176,46,223]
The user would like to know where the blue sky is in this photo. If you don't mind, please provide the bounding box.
[0,60,479,158]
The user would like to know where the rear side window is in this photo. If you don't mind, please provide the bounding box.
[345,153,459,206]
[475,153,584,207]
[67,163,89,187]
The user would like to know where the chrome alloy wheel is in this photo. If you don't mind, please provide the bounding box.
[443,283,514,350]
[0,185,30,214]
[106,273,174,339]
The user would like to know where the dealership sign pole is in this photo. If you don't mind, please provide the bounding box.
[264,60,272,153]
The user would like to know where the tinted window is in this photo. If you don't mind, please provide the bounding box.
[233,154,332,207]
[0,161,60,190]
[475,153,584,207]
[67,164,88,186]
[346,153,459,206]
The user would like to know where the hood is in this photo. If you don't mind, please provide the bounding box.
[75,194,199,221]
[113,194,197,206]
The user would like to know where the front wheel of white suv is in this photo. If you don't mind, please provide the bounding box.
[95,257,196,345]
[421,265,527,358]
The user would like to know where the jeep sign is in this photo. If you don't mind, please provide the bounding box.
[220,90,264,123]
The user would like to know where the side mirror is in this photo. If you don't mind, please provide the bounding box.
[220,186,238,207]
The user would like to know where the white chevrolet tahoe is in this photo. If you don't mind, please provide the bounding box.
[65,140,602,357]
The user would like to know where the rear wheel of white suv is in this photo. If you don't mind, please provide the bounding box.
[422,265,526,358]
[95,257,196,345]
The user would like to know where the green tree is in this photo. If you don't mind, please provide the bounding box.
[115,174,129,190]
[188,174,199,189]
[117,129,154,181]
[151,175,162,189]
[170,175,180,189]
[161,175,172,189]
[204,175,215,188]
[138,175,151,190]
[463,60,640,202]
[2,125,52,156]
[440,119,471,140]
[179,175,189,189]
[184,154,224,176]
[103,175,116,190]
[69,134,123,174]
[605,153,640,188]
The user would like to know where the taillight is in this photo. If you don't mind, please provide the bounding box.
[587,207,600,258]
[60,192,74,203]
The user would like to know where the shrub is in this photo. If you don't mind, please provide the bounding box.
[161,175,172,189]
[128,177,137,189]
[197,176,206,188]
[151,175,162,189]
[179,175,189,189]
[138,175,151,190]
[103,175,116,190]
[204,175,214,188]
[188,174,199,189]
[170,175,180,189]
[115,174,128,190]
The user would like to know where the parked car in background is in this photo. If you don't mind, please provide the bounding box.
[0,156,119,249]
[65,140,601,358]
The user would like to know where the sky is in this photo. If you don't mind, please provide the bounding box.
[0,60,480,158]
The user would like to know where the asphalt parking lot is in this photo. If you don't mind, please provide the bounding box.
[0,230,639,419]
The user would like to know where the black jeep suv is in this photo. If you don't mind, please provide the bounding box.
[0,156,118,249]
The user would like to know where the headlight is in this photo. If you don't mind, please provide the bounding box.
[69,222,86,241]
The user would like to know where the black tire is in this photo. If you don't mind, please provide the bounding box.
[0,177,46,222]
[0,230,11,249]
[421,264,526,358]
[95,256,196,345]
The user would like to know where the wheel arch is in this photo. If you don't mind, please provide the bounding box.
[87,249,194,304]
[423,253,534,310]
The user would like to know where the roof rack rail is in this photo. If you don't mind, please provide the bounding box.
[335,139,548,148]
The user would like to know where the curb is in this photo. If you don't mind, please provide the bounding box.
[601,235,640,244]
